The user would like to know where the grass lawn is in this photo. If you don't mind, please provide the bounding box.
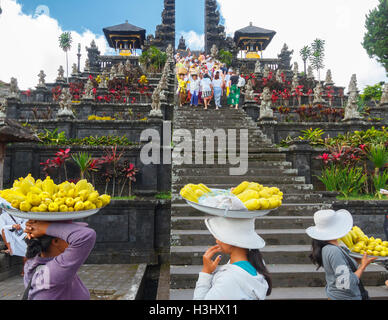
[112,196,136,200]
[337,194,388,201]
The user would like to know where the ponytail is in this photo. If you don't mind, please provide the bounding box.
[247,249,272,296]
[309,239,330,270]
[24,235,54,259]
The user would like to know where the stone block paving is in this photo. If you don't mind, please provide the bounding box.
[0,264,141,300]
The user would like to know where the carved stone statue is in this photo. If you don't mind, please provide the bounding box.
[307,66,314,80]
[293,62,299,76]
[117,62,125,77]
[259,87,274,120]
[56,66,65,82]
[37,70,47,88]
[313,82,325,104]
[82,79,95,100]
[325,69,334,85]
[125,59,132,72]
[254,60,262,74]
[8,77,20,99]
[244,80,255,102]
[292,74,299,91]
[276,69,283,82]
[0,99,7,118]
[263,65,270,78]
[343,74,362,121]
[110,64,117,80]
[166,43,174,63]
[210,44,219,59]
[57,88,75,119]
[71,63,78,75]
[178,36,186,51]
[149,85,163,118]
[380,83,388,105]
[278,43,294,70]
[99,70,109,89]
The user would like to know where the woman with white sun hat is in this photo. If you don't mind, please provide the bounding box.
[306,209,377,300]
[193,217,271,300]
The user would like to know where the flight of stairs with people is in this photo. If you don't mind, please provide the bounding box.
[168,106,388,300]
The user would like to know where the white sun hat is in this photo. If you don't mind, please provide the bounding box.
[306,209,353,241]
[205,217,265,249]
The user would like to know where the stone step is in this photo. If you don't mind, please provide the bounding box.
[171,229,311,246]
[173,175,306,185]
[170,245,314,265]
[171,161,293,169]
[169,286,388,300]
[172,168,299,177]
[169,264,388,289]
[171,216,314,230]
[171,203,329,217]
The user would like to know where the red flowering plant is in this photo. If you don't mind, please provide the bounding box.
[316,144,366,168]
[40,148,71,182]
[69,82,84,101]
[52,86,62,102]
[325,86,335,107]
[118,162,139,197]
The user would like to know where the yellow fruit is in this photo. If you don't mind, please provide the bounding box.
[20,201,32,212]
[269,187,280,195]
[268,198,281,209]
[5,192,26,203]
[360,250,366,255]
[237,189,260,203]
[195,189,205,198]
[198,184,211,193]
[48,202,59,212]
[75,179,90,194]
[67,189,76,198]
[99,194,111,206]
[78,190,90,201]
[258,190,271,199]
[54,198,65,206]
[87,191,99,203]
[74,201,84,211]
[31,207,40,212]
[372,251,380,256]
[375,238,382,244]
[83,201,93,210]
[258,198,270,210]
[40,192,51,199]
[29,186,42,195]
[74,197,82,203]
[244,199,261,211]
[68,207,74,212]
[19,175,35,195]
[366,249,373,255]
[11,200,20,209]
[231,181,250,195]
[375,245,383,252]
[38,203,48,212]
[380,251,387,257]
[382,241,388,247]
[65,198,75,207]
[59,205,68,212]
[27,193,41,206]
[95,200,103,208]
[57,190,67,198]
[43,198,53,206]
[247,182,262,192]
[42,177,55,196]
[352,246,361,253]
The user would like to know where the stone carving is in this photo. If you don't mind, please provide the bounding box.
[82,79,95,100]
[292,74,299,91]
[307,66,314,80]
[37,70,47,88]
[56,66,65,82]
[8,77,20,99]
[125,59,132,72]
[259,87,274,120]
[178,36,186,51]
[244,80,255,102]
[325,69,334,85]
[313,82,325,104]
[149,85,163,118]
[117,62,125,77]
[99,70,109,89]
[0,99,7,118]
[380,83,388,105]
[71,63,78,75]
[86,40,101,73]
[276,69,283,82]
[263,65,270,78]
[57,88,75,118]
[278,43,294,70]
[210,44,218,59]
[84,58,90,72]
[150,0,175,50]
[166,43,174,63]
[343,74,362,121]
[254,60,262,74]
[110,64,117,80]
[293,62,298,76]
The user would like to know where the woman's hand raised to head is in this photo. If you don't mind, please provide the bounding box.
[24,220,50,239]
[202,245,222,274]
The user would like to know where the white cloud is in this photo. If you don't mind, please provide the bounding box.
[218,0,387,90]
[0,0,108,90]
[178,31,204,51]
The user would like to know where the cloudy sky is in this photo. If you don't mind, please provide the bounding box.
[0,0,386,90]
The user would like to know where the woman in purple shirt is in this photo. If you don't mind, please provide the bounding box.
[23,220,96,300]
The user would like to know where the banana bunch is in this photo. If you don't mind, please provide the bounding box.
[0,174,111,213]
[180,184,211,203]
[341,226,388,257]
[231,181,283,211]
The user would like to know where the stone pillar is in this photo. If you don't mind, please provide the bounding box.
[286,141,314,184]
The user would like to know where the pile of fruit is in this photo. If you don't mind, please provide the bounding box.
[341,226,388,257]
[0,174,111,213]
[180,184,211,203]
[231,181,283,210]
[180,181,283,211]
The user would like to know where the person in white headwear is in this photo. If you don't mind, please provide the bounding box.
[306,209,377,300]
[0,210,27,257]
[193,217,271,300]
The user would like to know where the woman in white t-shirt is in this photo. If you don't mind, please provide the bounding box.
[200,74,213,110]
[212,71,224,110]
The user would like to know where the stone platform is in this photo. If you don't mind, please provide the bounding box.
[0,264,146,300]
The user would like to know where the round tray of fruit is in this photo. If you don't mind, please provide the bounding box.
[0,175,111,221]
[180,182,282,219]
[340,226,388,261]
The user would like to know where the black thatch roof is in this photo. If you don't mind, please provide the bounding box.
[0,118,41,143]
[234,23,276,50]
[103,21,146,49]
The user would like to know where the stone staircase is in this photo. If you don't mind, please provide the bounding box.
[168,106,388,300]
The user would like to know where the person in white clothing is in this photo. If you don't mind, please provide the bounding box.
[200,74,213,110]
[193,217,271,300]
[189,72,200,107]
[0,210,27,257]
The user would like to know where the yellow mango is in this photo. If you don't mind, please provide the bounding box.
[20,201,32,212]
[231,181,250,195]
[237,189,260,203]
[74,201,84,211]
[244,199,261,211]
[48,202,59,212]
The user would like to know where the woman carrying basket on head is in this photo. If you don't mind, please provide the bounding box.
[193,217,271,300]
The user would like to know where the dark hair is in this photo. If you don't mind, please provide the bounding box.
[247,249,272,296]
[203,74,210,79]
[24,235,54,259]
[214,72,220,80]
[309,239,330,270]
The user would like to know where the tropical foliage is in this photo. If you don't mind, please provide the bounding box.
[139,46,167,72]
